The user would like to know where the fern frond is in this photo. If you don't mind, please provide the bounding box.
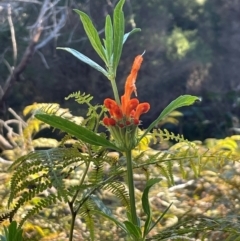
[103,181,130,210]
[4,182,53,223]
[23,118,48,139]
[155,162,174,186]
[88,161,104,185]
[65,91,93,105]
[78,199,96,240]
[152,128,187,143]
[19,193,63,227]
[23,103,60,116]
[8,173,51,207]
[0,210,13,223]
[146,216,240,240]
[8,160,45,205]
[88,149,113,184]
[59,133,75,147]
[8,147,88,223]
[65,91,106,131]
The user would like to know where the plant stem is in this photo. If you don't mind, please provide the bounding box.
[125,150,138,226]
[110,78,121,105]
[68,203,77,241]
[68,155,91,241]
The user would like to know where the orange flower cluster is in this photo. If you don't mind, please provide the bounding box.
[103,55,150,128]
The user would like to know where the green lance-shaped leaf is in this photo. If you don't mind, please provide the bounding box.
[123,220,142,239]
[113,0,125,74]
[138,95,200,143]
[90,195,127,233]
[2,221,24,241]
[73,9,107,64]
[142,178,161,238]
[35,114,121,151]
[123,28,141,44]
[148,202,172,234]
[104,15,113,63]
[57,47,108,77]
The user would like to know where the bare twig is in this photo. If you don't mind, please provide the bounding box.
[0,48,10,64]
[2,59,13,74]
[0,134,13,150]
[7,3,17,66]
[35,10,66,50]
[69,29,104,44]
[0,0,66,106]
[8,107,27,127]
[126,0,136,28]
[0,157,12,164]
[0,120,18,148]
[5,119,24,137]
[67,22,79,44]
[0,25,42,102]
[0,0,44,104]
[36,50,50,69]
[0,86,3,98]
[10,0,42,4]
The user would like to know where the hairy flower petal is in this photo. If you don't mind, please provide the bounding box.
[134,103,150,120]
[104,98,118,109]
[111,105,123,119]
[103,117,116,126]
[125,98,139,117]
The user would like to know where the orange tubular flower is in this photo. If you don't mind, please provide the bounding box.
[134,103,150,120]
[103,54,150,150]
[121,55,143,114]
[125,98,139,117]
[103,117,116,126]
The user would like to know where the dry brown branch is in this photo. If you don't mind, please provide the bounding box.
[0,107,27,152]
[0,0,66,107]
[7,3,17,66]
[0,119,19,150]
[0,25,42,105]
[8,107,27,127]
[0,134,13,150]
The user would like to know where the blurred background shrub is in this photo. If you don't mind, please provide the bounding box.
[0,0,240,140]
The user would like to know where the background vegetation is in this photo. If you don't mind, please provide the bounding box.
[0,0,240,139]
[1,1,240,240]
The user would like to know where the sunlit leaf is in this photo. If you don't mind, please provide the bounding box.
[113,0,125,73]
[139,95,200,142]
[91,195,127,233]
[73,9,107,63]
[123,28,141,44]
[23,103,60,116]
[123,220,142,239]
[142,178,161,237]
[105,15,113,63]
[57,48,108,77]
[148,203,172,234]
[35,114,121,151]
